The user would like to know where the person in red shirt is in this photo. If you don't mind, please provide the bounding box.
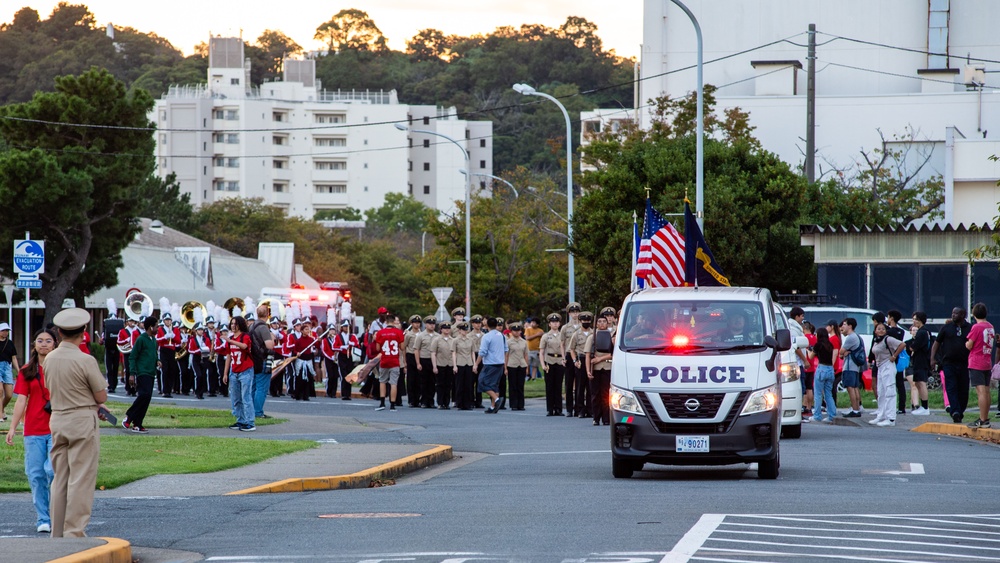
[78,329,91,355]
[5,328,57,533]
[373,314,404,411]
[291,320,318,402]
[222,316,255,432]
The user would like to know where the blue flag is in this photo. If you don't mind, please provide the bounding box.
[684,202,730,287]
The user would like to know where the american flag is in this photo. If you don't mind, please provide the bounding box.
[635,199,685,287]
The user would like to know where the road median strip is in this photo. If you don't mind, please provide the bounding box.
[47,537,132,563]
[911,422,1000,444]
[225,444,454,495]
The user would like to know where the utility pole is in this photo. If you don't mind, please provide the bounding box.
[805,23,816,184]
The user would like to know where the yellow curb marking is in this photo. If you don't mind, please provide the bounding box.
[46,537,132,563]
[225,444,453,495]
[911,422,1000,444]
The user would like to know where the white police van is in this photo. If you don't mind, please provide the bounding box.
[610,287,791,479]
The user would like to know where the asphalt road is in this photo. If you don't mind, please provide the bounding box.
[4,391,999,562]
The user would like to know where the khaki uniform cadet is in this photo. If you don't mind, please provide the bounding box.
[560,302,582,416]
[569,311,595,419]
[413,316,438,408]
[452,322,477,410]
[44,308,109,538]
[430,322,455,409]
[540,313,566,416]
[469,314,485,407]
[403,315,422,407]
[451,307,466,325]
[505,323,530,410]
[585,317,615,426]
[601,306,618,338]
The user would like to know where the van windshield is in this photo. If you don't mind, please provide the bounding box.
[622,300,767,353]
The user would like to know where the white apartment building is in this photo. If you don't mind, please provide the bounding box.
[583,0,1000,226]
[154,36,493,218]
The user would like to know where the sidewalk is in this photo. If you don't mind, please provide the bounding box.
[0,410,454,563]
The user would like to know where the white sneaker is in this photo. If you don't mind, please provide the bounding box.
[912,407,930,416]
[868,418,884,425]
[37,523,50,533]
[876,419,896,427]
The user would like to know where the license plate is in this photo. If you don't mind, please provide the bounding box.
[676,435,709,453]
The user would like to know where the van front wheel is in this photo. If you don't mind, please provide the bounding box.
[612,457,634,479]
[758,450,780,479]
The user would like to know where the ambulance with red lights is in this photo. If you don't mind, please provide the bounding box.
[258,285,360,335]
[610,287,791,479]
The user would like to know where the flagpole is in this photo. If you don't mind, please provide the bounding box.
[631,211,639,292]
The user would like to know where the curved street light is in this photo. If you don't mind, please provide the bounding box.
[395,122,472,317]
[512,83,576,304]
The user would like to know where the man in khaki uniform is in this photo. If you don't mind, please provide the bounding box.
[586,315,615,426]
[540,313,565,416]
[403,315,422,408]
[469,315,485,408]
[430,322,455,409]
[560,303,582,416]
[413,316,437,408]
[44,308,109,537]
[505,323,530,410]
[452,322,477,410]
[570,311,594,419]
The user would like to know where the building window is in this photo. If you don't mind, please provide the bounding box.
[273,112,286,122]
[315,184,347,194]
[480,181,486,189]
[408,161,413,171]
[159,110,166,121]
[214,180,239,191]
[423,116,430,125]
[273,159,287,169]
[315,160,347,170]
[314,113,345,124]
[273,135,288,146]
[480,139,486,148]
[273,182,288,193]
[423,139,430,148]
[160,134,167,144]
[215,133,238,144]
[213,109,224,119]
[423,185,430,194]
[465,129,470,139]
[423,162,430,171]
[408,183,413,195]
[230,78,239,85]
[408,137,413,148]
[213,157,238,167]
[314,137,346,147]
[480,160,486,169]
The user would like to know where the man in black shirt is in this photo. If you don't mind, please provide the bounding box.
[886,310,907,414]
[931,307,972,423]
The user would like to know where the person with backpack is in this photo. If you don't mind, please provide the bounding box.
[249,305,275,418]
[585,314,614,426]
[838,317,865,417]
[885,310,908,415]
[869,322,906,426]
[906,312,933,415]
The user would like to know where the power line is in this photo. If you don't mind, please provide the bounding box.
[816,31,1000,66]
[821,60,1000,90]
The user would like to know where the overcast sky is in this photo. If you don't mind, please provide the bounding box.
[4,1,641,59]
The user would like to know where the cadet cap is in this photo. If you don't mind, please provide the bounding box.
[53,308,90,331]
[579,311,594,322]
[470,314,484,323]
[495,317,505,326]
[451,307,466,317]
[509,322,523,331]
[439,321,452,329]
[567,302,581,312]
[409,314,422,324]
[546,313,561,323]
[456,322,469,331]
[423,315,437,324]
[600,306,617,317]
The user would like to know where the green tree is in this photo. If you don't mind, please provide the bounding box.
[137,172,194,230]
[314,9,387,53]
[248,30,302,84]
[0,67,155,324]
[364,192,437,236]
[314,207,362,221]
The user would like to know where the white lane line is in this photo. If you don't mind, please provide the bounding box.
[732,515,1000,536]
[719,521,1000,543]
[497,450,610,456]
[706,538,1000,561]
[864,515,1000,528]
[712,529,1000,552]
[206,554,484,560]
[702,547,945,563]
[661,513,726,563]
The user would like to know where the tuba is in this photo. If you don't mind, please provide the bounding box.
[181,301,208,330]
[124,291,153,322]
[223,297,245,318]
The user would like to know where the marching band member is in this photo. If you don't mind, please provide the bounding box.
[320,326,341,398]
[187,323,211,400]
[283,318,301,398]
[334,320,359,401]
[268,317,286,398]
[214,326,230,397]
[155,313,182,398]
[204,316,221,397]
[117,317,141,397]
[178,327,193,396]
[291,319,318,401]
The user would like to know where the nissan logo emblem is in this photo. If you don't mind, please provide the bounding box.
[684,398,701,412]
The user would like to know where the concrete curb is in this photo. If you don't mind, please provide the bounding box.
[225,444,454,495]
[911,422,1000,444]
[47,537,132,563]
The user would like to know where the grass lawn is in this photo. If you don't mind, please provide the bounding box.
[1,435,317,493]
[103,401,285,429]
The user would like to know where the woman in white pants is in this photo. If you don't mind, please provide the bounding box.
[869,323,906,426]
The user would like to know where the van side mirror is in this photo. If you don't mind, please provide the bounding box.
[774,329,792,351]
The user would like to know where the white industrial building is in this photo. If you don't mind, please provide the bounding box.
[580,1,1000,318]
[154,37,493,218]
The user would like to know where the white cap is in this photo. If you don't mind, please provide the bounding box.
[0,322,10,332]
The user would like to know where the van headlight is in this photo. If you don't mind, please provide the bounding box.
[610,386,644,415]
[779,363,800,383]
[740,385,778,416]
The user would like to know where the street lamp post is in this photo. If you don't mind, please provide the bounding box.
[511,83,575,303]
[395,123,472,317]
[470,172,518,198]
[666,0,705,232]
